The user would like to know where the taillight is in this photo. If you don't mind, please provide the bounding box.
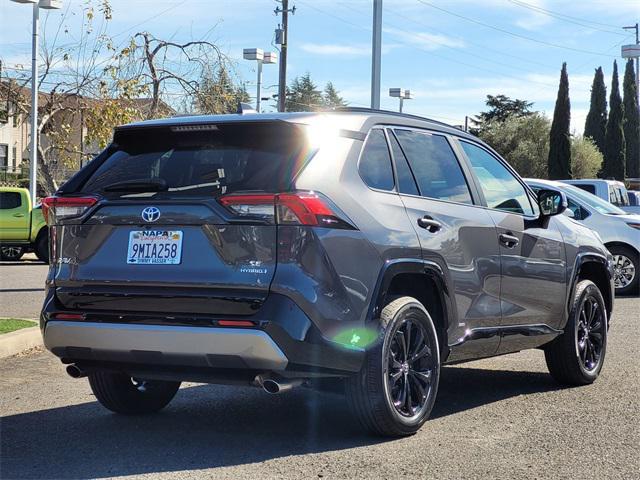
[218,191,354,229]
[42,196,98,225]
[51,313,84,320]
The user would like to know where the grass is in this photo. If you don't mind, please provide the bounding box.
[0,318,36,335]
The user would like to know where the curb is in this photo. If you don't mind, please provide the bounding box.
[0,326,43,359]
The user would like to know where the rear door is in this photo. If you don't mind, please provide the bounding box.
[51,122,314,317]
[0,191,30,240]
[456,140,566,335]
[389,128,503,361]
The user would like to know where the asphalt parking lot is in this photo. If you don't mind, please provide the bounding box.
[0,259,638,479]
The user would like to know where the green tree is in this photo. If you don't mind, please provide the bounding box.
[478,113,550,178]
[623,59,639,178]
[471,94,533,134]
[584,67,607,155]
[548,62,572,179]
[602,60,626,180]
[571,136,603,179]
[285,73,324,112]
[323,82,347,108]
[194,67,249,114]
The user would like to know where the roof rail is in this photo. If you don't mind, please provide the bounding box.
[330,106,455,129]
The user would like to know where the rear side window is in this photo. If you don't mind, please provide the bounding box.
[359,129,395,191]
[0,192,21,209]
[393,129,472,204]
[80,123,315,199]
[575,184,596,195]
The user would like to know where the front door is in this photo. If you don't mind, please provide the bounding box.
[0,191,30,241]
[389,128,502,361]
[456,140,567,340]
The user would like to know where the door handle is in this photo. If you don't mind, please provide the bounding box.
[12,213,25,218]
[417,216,442,233]
[499,233,519,248]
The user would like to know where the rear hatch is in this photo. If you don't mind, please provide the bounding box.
[47,121,316,316]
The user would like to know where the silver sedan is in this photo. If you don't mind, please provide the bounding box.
[527,179,639,296]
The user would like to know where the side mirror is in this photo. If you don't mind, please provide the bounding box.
[537,189,567,217]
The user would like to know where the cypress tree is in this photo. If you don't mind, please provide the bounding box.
[623,59,639,178]
[602,60,626,180]
[548,62,572,179]
[584,67,607,155]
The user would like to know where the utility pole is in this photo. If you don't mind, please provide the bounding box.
[275,0,295,112]
[371,0,382,109]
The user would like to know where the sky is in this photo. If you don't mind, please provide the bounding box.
[1,0,639,134]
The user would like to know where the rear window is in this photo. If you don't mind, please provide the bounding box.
[0,192,22,209]
[80,123,315,199]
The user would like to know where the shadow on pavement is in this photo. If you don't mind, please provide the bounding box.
[0,366,560,479]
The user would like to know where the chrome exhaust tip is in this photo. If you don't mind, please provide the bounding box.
[255,374,304,394]
[66,364,86,379]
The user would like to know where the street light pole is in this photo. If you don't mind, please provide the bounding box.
[371,0,382,109]
[29,2,39,202]
[243,49,277,113]
[11,0,62,202]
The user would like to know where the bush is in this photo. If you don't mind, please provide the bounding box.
[571,136,603,178]
[478,113,550,178]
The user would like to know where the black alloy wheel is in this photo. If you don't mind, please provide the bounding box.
[385,318,435,419]
[576,294,605,373]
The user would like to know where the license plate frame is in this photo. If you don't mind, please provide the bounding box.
[127,230,183,265]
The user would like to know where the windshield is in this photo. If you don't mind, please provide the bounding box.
[561,184,627,215]
[80,123,316,199]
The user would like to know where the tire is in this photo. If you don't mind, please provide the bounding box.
[34,230,49,264]
[88,370,180,415]
[608,245,639,296]
[346,296,440,437]
[544,280,607,386]
[0,246,24,261]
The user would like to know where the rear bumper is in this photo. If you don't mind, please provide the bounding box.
[44,321,288,371]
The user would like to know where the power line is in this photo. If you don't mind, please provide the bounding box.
[415,0,618,58]
[507,0,628,34]
[339,2,556,71]
[298,0,557,88]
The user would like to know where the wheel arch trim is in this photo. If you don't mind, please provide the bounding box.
[366,258,456,351]
[567,252,614,324]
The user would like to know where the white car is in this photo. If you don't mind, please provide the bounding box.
[563,179,640,215]
[527,179,640,296]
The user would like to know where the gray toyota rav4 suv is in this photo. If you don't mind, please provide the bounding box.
[40,108,614,436]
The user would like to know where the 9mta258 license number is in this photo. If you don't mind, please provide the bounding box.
[127,230,183,265]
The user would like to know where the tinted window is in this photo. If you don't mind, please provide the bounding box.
[394,130,472,204]
[0,192,21,209]
[460,141,534,216]
[575,184,596,195]
[359,129,395,191]
[565,197,590,220]
[388,131,419,196]
[80,123,315,199]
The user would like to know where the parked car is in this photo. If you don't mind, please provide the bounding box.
[563,179,640,214]
[0,187,49,262]
[527,179,639,296]
[40,109,614,436]
[627,190,640,209]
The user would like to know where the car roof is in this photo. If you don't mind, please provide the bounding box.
[116,108,478,140]
[563,178,624,186]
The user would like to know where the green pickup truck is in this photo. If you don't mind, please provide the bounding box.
[0,187,49,263]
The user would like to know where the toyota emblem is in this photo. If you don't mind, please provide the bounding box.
[141,206,161,223]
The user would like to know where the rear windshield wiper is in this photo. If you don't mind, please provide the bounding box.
[103,179,168,192]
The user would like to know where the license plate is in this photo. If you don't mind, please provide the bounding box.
[127,230,183,265]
